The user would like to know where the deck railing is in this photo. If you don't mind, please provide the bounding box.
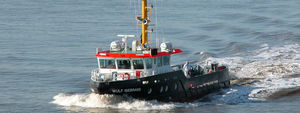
[91,69,145,82]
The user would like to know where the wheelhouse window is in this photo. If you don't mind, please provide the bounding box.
[163,56,170,65]
[145,58,152,69]
[117,59,131,69]
[157,57,162,67]
[100,59,116,69]
[132,59,144,69]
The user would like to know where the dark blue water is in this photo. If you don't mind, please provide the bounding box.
[1,0,300,112]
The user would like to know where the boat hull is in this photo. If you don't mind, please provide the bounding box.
[90,67,230,102]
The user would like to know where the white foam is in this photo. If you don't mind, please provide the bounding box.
[51,93,199,110]
[203,86,258,104]
[249,77,300,100]
[203,43,300,78]
[52,93,124,108]
[200,43,300,103]
[204,77,300,104]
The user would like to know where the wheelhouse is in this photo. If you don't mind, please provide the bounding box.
[91,48,182,82]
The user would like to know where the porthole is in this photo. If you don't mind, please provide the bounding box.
[174,83,178,90]
[160,86,163,93]
[148,88,152,94]
[165,85,168,92]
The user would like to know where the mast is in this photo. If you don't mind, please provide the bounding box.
[137,0,152,47]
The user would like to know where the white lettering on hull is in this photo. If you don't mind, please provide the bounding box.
[112,88,141,93]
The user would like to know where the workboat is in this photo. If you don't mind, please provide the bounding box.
[90,0,230,102]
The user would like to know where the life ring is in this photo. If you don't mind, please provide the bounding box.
[208,69,212,73]
[122,73,130,80]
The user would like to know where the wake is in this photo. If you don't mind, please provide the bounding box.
[52,43,300,109]
[202,43,300,103]
[51,93,195,110]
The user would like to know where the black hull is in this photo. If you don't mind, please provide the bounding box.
[90,67,230,102]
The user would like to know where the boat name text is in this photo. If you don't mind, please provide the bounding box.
[112,88,141,93]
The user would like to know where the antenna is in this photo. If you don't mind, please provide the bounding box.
[155,0,158,48]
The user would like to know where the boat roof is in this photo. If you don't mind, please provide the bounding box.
[95,48,182,58]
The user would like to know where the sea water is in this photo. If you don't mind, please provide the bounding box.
[1,0,300,113]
